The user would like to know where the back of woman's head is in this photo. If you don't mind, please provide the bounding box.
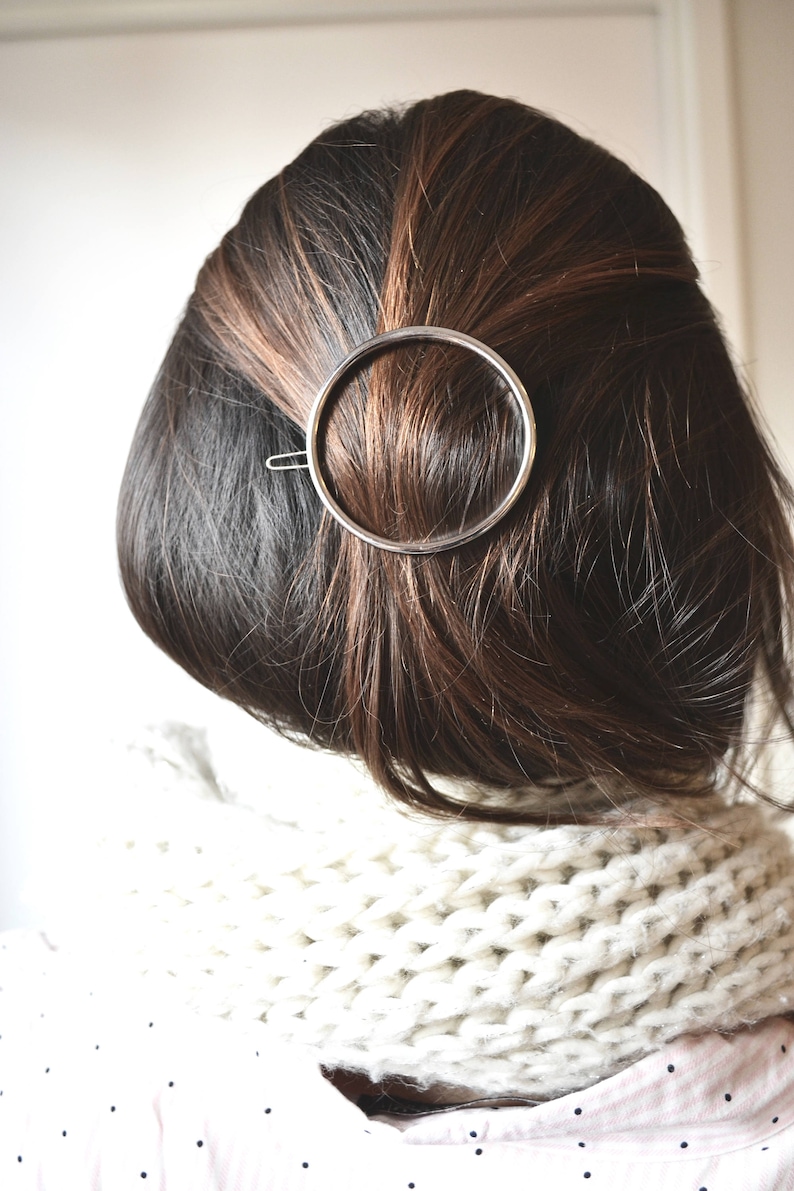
[117,90,794,823]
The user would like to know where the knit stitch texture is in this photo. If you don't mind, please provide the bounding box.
[44,724,794,1101]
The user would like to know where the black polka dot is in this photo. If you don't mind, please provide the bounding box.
[111,1106,116,1112]
[148,1022,153,1028]
[469,1131,477,1138]
[667,1064,675,1073]
[783,1045,787,1054]
[584,1174,591,1180]
[575,1107,582,1115]
[763,1146,769,1151]
[724,1093,732,1101]
[141,1174,147,1180]
[197,1140,203,1148]
[408,1184,415,1189]
[265,1107,272,1114]
[45,1067,50,1073]
[95,1045,100,1050]
[168,1082,174,1088]
[475,1148,483,1156]
[302,1161,309,1168]
[17,1156,22,1163]
[773,1116,779,1124]
[62,1131,67,1137]
[680,1141,688,1149]
[578,1141,586,1148]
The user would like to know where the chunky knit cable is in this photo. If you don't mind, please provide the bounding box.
[48,726,794,1101]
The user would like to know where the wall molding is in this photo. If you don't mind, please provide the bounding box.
[0,1,658,40]
[657,0,746,358]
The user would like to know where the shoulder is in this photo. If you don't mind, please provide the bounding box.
[4,930,794,1191]
[0,930,387,1190]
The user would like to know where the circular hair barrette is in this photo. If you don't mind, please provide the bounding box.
[265,325,537,554]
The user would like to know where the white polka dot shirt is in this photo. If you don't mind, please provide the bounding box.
[3,929,794,1190]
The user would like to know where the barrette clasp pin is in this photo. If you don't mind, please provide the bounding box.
[265,451,309,471]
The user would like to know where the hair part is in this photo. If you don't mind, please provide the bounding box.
[118,90,794,824]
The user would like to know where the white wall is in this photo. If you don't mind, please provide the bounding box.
[0,2,782,927]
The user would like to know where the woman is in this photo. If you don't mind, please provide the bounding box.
[3,90,794,1189]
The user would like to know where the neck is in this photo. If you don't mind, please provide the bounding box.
[322,1067,542,1115]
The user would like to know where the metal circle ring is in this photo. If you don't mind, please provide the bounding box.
[306,325,537,554]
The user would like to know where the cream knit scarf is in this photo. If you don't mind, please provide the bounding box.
[51,725,794,1102]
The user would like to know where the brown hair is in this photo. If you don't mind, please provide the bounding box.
[117,90,794,823]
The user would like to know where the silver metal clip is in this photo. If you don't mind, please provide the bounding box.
[265,451,309,471]
[263,326,536,553]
